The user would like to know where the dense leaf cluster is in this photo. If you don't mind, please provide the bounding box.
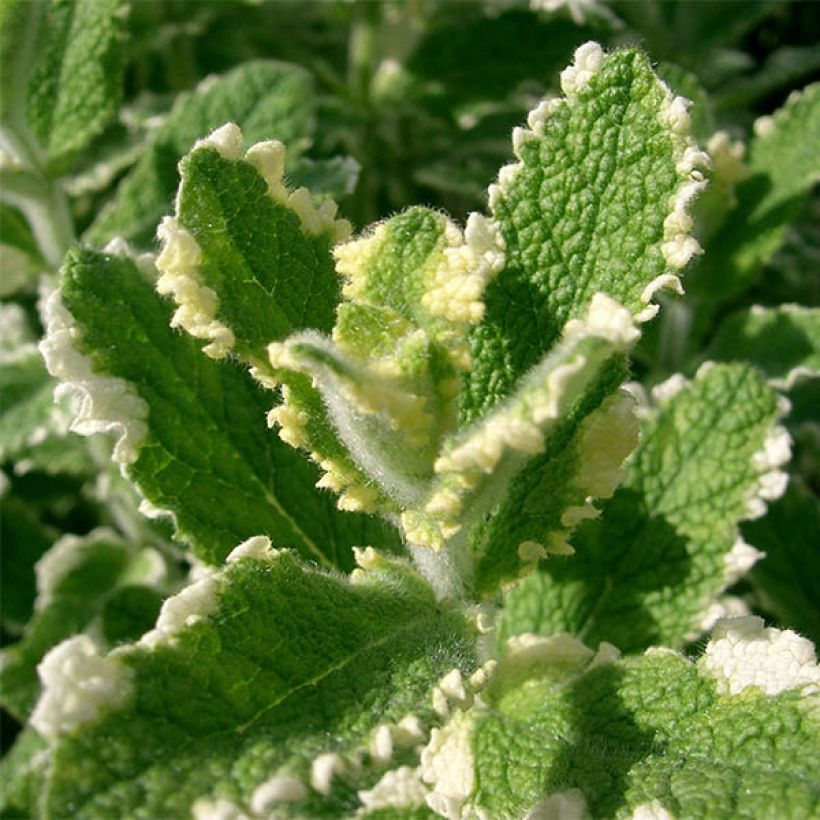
[1,2,818,818]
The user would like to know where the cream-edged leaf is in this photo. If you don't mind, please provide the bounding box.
[41,546,477,818]
[423,620,819,818]
[41,245,400,568]
[462,43,708,423]
[0,530,166,722]
[499,363,789,651]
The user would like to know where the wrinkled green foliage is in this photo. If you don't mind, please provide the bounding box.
[1,2,818,818]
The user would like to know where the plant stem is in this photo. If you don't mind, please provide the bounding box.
[407,529,474,603]
[0,159,75,269]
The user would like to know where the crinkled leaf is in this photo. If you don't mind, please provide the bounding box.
[706,304,820,388]
[424,621,819,818]
[0,531,164,721]
[462,46,706,422]
[744,480,820,645]
[85,61,317,248]
[44,246,399,567]
[694,83,820,301]
[656,62,715,142]
[166,134,344,362]
[499,363,785,652]
[43,548,476,818]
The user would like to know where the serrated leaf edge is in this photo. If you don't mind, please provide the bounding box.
[489,42,709,324]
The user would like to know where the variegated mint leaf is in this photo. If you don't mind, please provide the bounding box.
[499,362,790,652]
[40,243,399,567]
[157,122,350,363]
[743,479,820,646]
[461,42,708,423]
[85,61,318,248]
[417,618,819,819]
[38,544,477,819]
[706,304,820,389]
[472,383,638,595]
[156,122,386,515]
[694,82,820,302]
[402,294,639,598]
[0,529,167,722]
[266,204,506,520]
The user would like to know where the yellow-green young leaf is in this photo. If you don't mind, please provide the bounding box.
[1,0,127,173]
[706,304,820,389]
[40,245,400,568]
[400,295,639,594]
[39,545,477,819]
[265,204,506,520]
[418,620,819,818]
[461,43,708,423]
[0,530,165,722]
[499,363,790,652]
[471,380,637,595]
[694,83,820,301]
[85,61,319,248]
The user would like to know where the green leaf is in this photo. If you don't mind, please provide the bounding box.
[715,45,820,113]
[0,493,54,632]
[0,204,45,296]
[499,363,789,652]
[41,244,400,568]
[288,156,361,201]
[472,379,636,595]
[694,83,820,302]
[39,545,477,818]
[158,124,348,363]
[0,304,96,478]
[401,296,639,588]
[3,0,128,173]
[405,11,597,112]
[0,727,48,819]
[0,530,165,721]
[461,44,708,423]
[743,480,820,645]
[157,124,389,517]
[85,61,318,248]
[706,304,820,388]
[419,618,820,818]
[0,347,56,462]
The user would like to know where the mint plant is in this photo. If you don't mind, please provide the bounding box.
[1,2,819,818]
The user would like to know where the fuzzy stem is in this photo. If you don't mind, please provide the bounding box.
[407,529,474,603]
